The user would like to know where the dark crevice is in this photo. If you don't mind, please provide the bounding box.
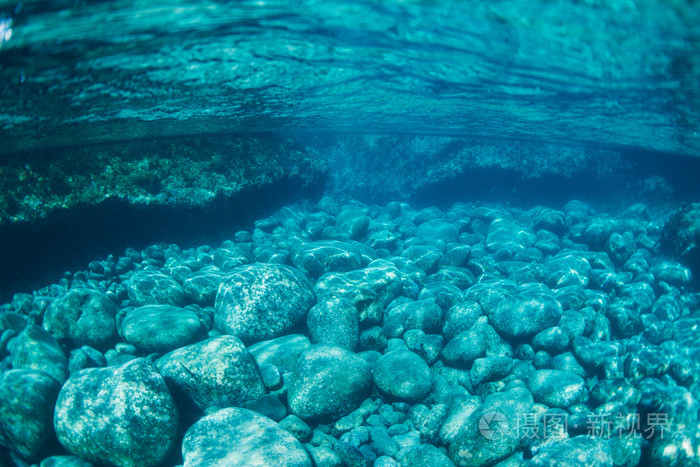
[0,174,325,303]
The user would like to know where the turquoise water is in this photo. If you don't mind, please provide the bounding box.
[1,0,698,155]
[1,1,700,466]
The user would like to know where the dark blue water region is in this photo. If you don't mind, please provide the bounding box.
[2,135,700,303]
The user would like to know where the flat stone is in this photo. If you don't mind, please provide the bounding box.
[288,345,372,422]
[126,271,186,307]
[120,304,207,354]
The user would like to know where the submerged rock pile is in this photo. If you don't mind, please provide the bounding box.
[1,197,699,466]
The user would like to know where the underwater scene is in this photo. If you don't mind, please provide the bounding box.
[1,0,700,466]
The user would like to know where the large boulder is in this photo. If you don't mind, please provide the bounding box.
[314,260,402,325]
[156,336,265,411]
[373,350,432,402]
[182,408,312,466]
[0,369,61,461]
[9,325,68,384]
[54,358,179,467]
[449,387,534,466]
[215,263,315,343]
[287,345,372,422]
[486,284,562,339]
[43,288,118,350]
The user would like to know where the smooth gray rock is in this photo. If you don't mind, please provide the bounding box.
[448,387,533,466]
[293,240,362,277]
[215,263,315,343]
[528,369,588,408]
[212,245,253,271]
[488,286,562,339]
[54,358,179,467]
[384,299,442,336]
[249,334,311,375]
[442,301,482,341]
[120,304,207,354]
[486,219,536,254]
[401,245,442,275]
[126,271,186,306]
[315,261,402,325]
[373,351,432,402]
[182,268,224,305]
[416,219,459,244]
[542,252,592,288]
[529,435,613,466]
[241,393,288,422]
[470,356,513,386]
[182,407,312,466]
[336,210,370,239]
[156,335,265,411]
[307,296,359,351]
[0,369,61,461]
[397,444,455,467]
[10,325,68,384]
[39,455,94,467]
[652,260,693,286]
[43,288,118,350]
[279,414,313,443]
[288,345,372,422]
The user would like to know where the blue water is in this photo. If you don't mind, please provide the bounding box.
[0,0,698,156]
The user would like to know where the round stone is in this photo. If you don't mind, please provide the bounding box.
[373,351,432,402]
[288,345,372,422]
[214,264,315,343]
[156,335,265,411]
[126,271,186,307]
[43,288,118,350]
[527,369,588,408]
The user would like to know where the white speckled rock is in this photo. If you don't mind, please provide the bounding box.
[215,263,315,343]
[54,358,179,467]
[156,335,265,411]
[182,407,312,467]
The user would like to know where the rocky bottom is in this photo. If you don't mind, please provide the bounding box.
[0,196,699,467]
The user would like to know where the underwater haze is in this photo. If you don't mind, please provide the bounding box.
[1,1,700,467]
